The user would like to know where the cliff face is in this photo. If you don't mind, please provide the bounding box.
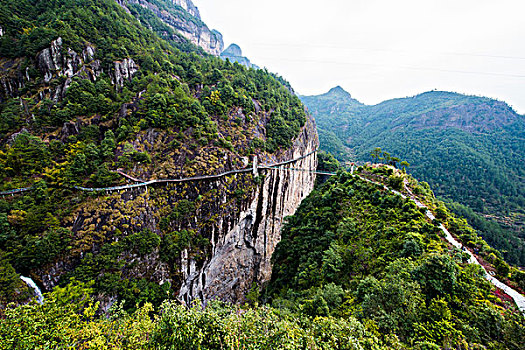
[118,0,224,55]
[9,38,319,305]
[1,37,135,103]
[35,115,317,306]
[171,0,200,18]
[180,117,318,303]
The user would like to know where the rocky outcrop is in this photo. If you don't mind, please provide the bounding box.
[35,112,318,307]
[220,44,258,69]
[111,58,138,87]
[37,37,65,82]
[0,37,137,103]
[171,0,200,18]
[118,0,224,55]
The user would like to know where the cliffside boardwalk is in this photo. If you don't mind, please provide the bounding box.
[0,149,320,196]
[4,155,523,314]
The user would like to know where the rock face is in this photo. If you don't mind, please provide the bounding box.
[180,116,318,304]
[220,44,258,69]
[171,0,200,18]
[33,113,318,307]
[111,58,138,87]
[1,37,136,103]
[118,0,224,55]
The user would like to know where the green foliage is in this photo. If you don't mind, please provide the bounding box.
[267,170,525,349]
[0,279,154,349]
[23,227,73,268]
[413,254,458,299]
[317,151,340,173]
[148,300,381,349]
[0,0,309,308]
[1,169,524,349]
[0,131,50,177]
[62,229,166,311]
[0,251,29,306]
[301,88,525,266]
[160,229,193,263]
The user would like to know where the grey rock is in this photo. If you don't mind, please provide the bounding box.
[179,115,319,304]
[112,58,138,87]
[171,0,200,18]
[1,35,134,103]
[7,127,29,145]
[221,44,258,69]
[60,121,80,140]
[83,45,96,62]
[37,37,64,82]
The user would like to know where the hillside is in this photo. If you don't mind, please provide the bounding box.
[0,0,317,310]
[267,165,525,349]
[2,165,524,349]
[118,0,224,55]
[301,88,525,266]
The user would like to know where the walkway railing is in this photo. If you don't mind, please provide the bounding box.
[0,149,319,195]
[354,172,525,315]
[0,187,34,196]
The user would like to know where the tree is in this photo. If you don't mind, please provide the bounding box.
[370,147,382,161]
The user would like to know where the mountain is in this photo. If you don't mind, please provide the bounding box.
[0,1,523,349]
[267,165,525,349]
[0,0,317,310]
[220,43,259,69]
[301,88,525,266]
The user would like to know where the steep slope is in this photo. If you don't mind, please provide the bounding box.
[0,0,318,309]
[117,0,224,55]
[267,165,525,349]
[301,88,525,266]
[3,165,523,350]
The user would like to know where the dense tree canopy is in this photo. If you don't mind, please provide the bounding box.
[301,88,525,266]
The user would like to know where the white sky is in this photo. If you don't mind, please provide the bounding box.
[197,0,525,113]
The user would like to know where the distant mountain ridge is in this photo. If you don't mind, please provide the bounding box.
[220,43,259,69]
[301,87,525,266]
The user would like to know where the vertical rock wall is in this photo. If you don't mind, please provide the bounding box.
[179,116,318,304]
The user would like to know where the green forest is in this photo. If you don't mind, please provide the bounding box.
[0,1,524,349]
[301,88,525,266]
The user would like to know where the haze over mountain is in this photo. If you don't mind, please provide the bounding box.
[197,0,525,114]
[301,87,525,266]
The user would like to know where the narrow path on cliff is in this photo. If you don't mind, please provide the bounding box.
[5,155,523,313]
[0,149,320,196]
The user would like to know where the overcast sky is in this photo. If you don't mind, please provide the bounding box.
[198,0,525,113]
